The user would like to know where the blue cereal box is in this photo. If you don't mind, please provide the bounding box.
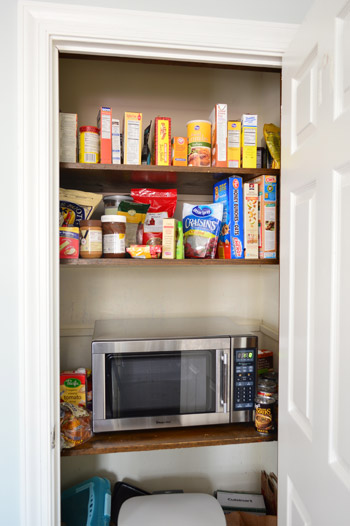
[213,176,244,259]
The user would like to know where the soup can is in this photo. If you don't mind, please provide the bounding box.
[255,394,276,435]
[79,126,100,164]
[60,226,79,259]
[187,120,211,166]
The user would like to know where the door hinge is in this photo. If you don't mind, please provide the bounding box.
[51,426,56,449]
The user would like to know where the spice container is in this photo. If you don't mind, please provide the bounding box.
[79,220,102,259]
[103,195,133,215]
[101,215,126,258]
[79,126,99,164]
[255,394,276,435]
[60,226,79,259]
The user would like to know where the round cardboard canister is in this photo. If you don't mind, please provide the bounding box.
[186,120,211,167]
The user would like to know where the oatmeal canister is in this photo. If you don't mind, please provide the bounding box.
[255,394,276,435]
[187,120,211,167]
[59,226,79,259]
[79,126,100,164]
[79,220,102,259]
[101,215,126,258]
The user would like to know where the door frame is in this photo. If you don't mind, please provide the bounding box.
[18,2,296,524]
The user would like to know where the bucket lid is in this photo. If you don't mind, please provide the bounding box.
[101,215,126,223]
[186,120,211,126]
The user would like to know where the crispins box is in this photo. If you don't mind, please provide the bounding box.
[213,176,244,259]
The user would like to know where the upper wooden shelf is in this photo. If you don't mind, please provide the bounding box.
[61,422,277,457]
[60,258,278,267]
[60,163,280,195]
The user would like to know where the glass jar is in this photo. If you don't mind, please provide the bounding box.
[103,195,133,215]
[101,215,126,258]
[79,220,102,259]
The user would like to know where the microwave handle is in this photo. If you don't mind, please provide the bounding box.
[220,352,228,412]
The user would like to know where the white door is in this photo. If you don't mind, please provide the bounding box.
[279,0,350,523]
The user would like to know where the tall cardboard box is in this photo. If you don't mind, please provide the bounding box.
[123,112,142,165]
[111,118,121,164]
[151,117,171,166]
[244,182,259,259]
[210,104,227,167]
[241,114,257,168]
[227,120,241,168]
[213,176,244,259]
[251,175,277,258]
[59,113,77,162]
[97,106,112,164]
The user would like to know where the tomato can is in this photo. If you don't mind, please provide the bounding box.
[60,226,79,259]
[79,126,100,164]
[187,120,211,166]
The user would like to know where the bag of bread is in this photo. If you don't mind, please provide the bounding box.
[60,402,92,450]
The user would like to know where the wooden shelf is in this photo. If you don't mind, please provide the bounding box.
[60,163,280,195]
[60,258,278,267]
[61,423,277,456]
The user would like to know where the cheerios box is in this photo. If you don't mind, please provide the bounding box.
[213,176,244,259]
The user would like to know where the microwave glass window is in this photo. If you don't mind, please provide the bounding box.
[105,351,216,419]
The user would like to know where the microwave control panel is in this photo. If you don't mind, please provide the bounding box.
[233,349,256,410]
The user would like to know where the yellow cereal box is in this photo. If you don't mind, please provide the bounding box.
[123,112,142,165]
[244,182,259,259]
[151,117,171,166]
[241,114,257,168]
[227,120,241,168]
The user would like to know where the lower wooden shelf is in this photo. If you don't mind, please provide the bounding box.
[61,423,277,456]
[60,258,279,267]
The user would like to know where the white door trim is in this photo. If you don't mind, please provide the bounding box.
[18,2,296,524]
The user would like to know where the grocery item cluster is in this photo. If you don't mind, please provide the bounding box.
[59,174,277,260]
[59,105,280,169]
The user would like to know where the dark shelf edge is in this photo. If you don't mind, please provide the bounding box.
[60,258,279,267]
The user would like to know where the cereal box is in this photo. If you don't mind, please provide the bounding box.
[59,113,77,162]
[151,117,171,166]
[171,136,188,166]
[227,120,241,168]
[251,175,277,259]
[210,104,227,167]
[60,370,87,407]
[123,111,142,165]
[241,114,257,168]
[244,182,259,259]
[213,176,244,259]
[112,118,121,164]
[97,106,112,164]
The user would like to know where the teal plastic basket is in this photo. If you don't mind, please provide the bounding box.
[61,476,111,526]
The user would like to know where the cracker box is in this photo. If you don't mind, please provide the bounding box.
[123,111,142,165]
[151,117,171,166]
[162,218,176,259]
[210,104,227,167]
[244,182,259,259]
[241,113,257,168]
[112,118,121,164]
[258,349,274,375]
[171,136,188,166]
[216,490,266,515]
[97,106,112,164]
[59,113,77,163]
[251,175,277,259]
[227,120,241,168]
[213,176,244,259]
[60,370,87,407]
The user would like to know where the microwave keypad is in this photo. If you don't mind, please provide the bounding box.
[233,350,255,410]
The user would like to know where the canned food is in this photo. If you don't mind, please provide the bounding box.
[187,120,211,167]
[255,395,276,435]
[79,126,100,164]
[258,379,277,398]
[60,226,79,259]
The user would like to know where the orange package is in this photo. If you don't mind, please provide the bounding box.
[171,137,188,166]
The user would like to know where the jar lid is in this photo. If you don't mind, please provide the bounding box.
[103,195,133,202]
[101,215,126,223]
[79,220,102,227]
[79,126,99,133]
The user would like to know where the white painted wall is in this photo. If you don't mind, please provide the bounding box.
[0,0,313,522]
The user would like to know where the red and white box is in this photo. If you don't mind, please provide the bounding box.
[97,106,112,164]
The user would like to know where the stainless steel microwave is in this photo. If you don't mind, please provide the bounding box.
[91,317,258,433]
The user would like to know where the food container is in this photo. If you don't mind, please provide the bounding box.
[79,220,102,259]
[103,195,133,215]
[187,120,211,167]
[257,379,277,398]
[59,226,79,259]
[101,215,126,258]
[255,394,276,435]
[79,125,100,164]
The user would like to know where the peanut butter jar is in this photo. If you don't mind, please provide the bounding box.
[101,215,126,258]
[79,220,102,259]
